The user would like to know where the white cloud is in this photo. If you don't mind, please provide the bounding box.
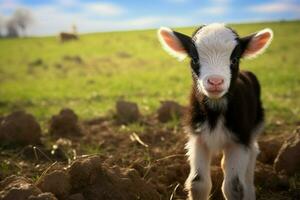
[25,3,190,36]
[200,6,227,15]
[83,2,125,16]
[248,2,300,13]
[0,1,132,35]
[124,16,189,28]
[195,0,229,16]
[0,0,22,14]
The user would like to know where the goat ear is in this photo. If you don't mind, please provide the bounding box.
[157,27,192,61]
[241,28,273,59]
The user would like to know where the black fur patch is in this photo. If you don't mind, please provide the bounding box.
[172,31,198,61]
[224,71,264,145]
[231,176,244,200]
[192,173,201,182]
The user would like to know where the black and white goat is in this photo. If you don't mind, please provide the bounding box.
[157,23,273,200]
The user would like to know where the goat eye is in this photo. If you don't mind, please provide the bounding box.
[231,58,238,65]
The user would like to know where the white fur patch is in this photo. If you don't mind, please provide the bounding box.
[243,28,273,59]
[196,116,234,152]
[157,27,187,61]
[186,119,264,154]
[193,23,238,98]
[185,134,212,199]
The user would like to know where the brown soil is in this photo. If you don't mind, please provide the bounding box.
[0,110,299,200]
[0,111,41,145]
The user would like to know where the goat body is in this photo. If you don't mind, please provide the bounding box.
[158,23,273,200]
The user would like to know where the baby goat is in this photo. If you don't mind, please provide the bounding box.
[157,23,273,200]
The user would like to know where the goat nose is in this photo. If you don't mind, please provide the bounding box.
[207,76,224,86]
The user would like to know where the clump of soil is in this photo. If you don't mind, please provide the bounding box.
[116,100,141,124]
[28,192,57,200]
[68,155,102,190]
[0,116,4,123]
[274,127,300,175]
[67,193,84,200]
[0,175,42,200]
[36,170,71,199]
[0,111,41,145]
[0,107,299,200]
[28,59,43,67]
[18,155,158,200]
[255,162,289,190]
[63,55,83,64]
[116,51,132,58]
[49,108,82,137]
[257,134,285,165]
[54,63,63,69]
[157,100,185,123]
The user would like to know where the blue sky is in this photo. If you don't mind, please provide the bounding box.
[0,0,300,35]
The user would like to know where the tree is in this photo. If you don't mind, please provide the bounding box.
[6,18,19,38]
[12,8,33,36]
[0,15,4,37]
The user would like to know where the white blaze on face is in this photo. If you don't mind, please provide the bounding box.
[193,23,237,98]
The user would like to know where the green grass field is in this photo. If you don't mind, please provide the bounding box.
[0,20,299,129]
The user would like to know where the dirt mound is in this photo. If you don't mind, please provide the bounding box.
[157,101,184,123]
[36,170,71,199]
[49,108,82,137]
[34,155,160,200]
[255,162,289,190]
[0,111,299,200]
[116,101,141,124]
[257,134,285,165]
[28,59,43,67]
[0,111,41,145]
[116,51,132,58]
[63,55,83,64]
[274,127,300,175]
[0,175,47,200]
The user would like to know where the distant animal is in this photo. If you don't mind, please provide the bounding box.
[59,32,78,42]
[59,25,78,43]
[157,23,273,200]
